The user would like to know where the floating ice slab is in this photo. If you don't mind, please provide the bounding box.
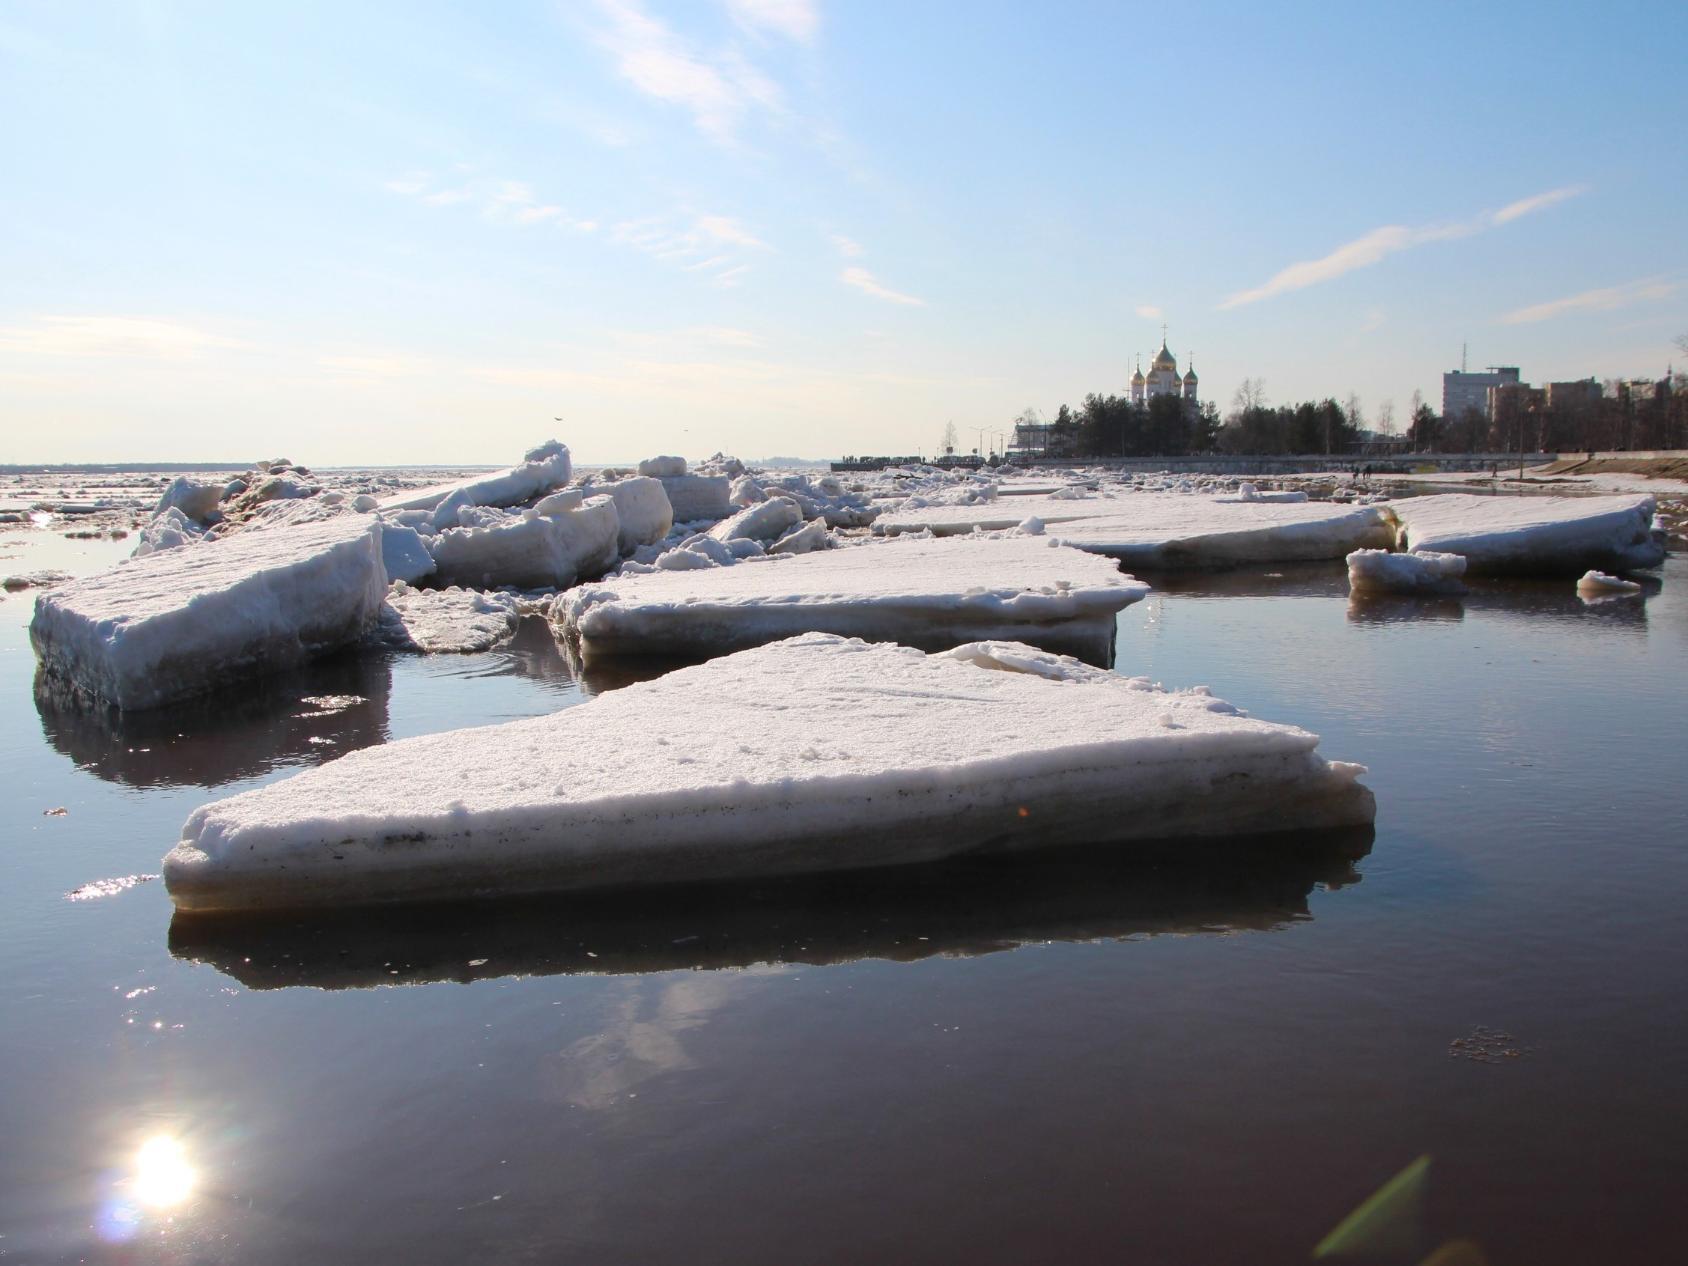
[1576,569,1642,595]
[556,537,1149,663]
[876,493,1391,567]
[1346,548,1467,596]
[376,584,522,652]
[31,517,386,710]
[164,633,1375,912]
[1386,493,1665,574]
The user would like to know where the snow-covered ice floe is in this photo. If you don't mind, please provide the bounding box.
[31,518,385,710]
[555,537,1149,664]
[430,495,620,590]
[1386,493,1665,574]
[163,633,1375,913]
[1346,548,1467,596]
[875,492,1391,567]
[376,583,522,652]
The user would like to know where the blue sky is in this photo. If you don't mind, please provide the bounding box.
[1,0,1683,463]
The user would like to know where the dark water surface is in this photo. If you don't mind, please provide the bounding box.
[4,535,1686,1264]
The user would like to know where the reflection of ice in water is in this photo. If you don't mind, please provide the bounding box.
[548,971,784,1109]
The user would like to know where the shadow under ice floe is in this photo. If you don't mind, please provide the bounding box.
[167,825,1374,989]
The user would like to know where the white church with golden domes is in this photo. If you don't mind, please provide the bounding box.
[1130,331,1199,413]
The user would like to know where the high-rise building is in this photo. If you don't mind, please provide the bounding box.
[1443,367,1520,421]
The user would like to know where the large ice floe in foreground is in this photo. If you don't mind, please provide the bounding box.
[1385,493,1665,574]
[163,633,1375,912]
[31,518,386,710]
[875,492,1392,567]
[556,537,1148,664]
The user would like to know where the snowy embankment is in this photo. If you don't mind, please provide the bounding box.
[874,492,1392,567]
[1384,493,1665,574]
[163,633,1375,913]
[1346,549,1468,596]
[556,537,1149,664]
[31,517,386,710]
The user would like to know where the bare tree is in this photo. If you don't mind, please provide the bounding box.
[1343,392,1364,431]
[1229,377,1267,419]
[1376,399,1397,435]
[940,420,958,455]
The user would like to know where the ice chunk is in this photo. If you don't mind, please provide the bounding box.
[638,455,688,478]
[430,496,619,590]
[659,474,731,522]
[377,584,522,652]
[1346,548,1467,596]
[557,537,1149,664]
[31,517,386,710]
[875,492,1392,567]
[378,441,573,522]
[593,475,673,553]
[163,632,1375,912]
[1576,569,1642,595]
[708,495,802,544]
[154,476,223,524]
[767,519,830,555]
[1386,493,1665,574]
[379,522,436,585]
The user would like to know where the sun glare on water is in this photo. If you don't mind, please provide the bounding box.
[132,1134,196,1208]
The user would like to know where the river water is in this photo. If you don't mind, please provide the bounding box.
[3,528,1685,1264]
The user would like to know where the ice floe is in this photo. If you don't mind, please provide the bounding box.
[378,440,573,525]
[875,491,1392,566]
[1385,493,1665,574]
[1576,569,1642,595]
[376,582,523,652]
[430,495,620,590]
[31,517,386,709]
[1346,549,1468,596]
[556,536,1148,663]
[164,632,1375,912]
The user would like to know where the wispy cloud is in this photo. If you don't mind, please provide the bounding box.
[387,172,598,232]
[612,214,767,286]
[1359,308,1387,333]
[1499,276,1680,325]
[726,0,819,43]
[1492,184,1587,225]
[592,0,784,143]
[841,266,924,307]
[828,233,865,258]
[0,315,245,359]
[1135,304,1162,320]
[1219,185,1591,310]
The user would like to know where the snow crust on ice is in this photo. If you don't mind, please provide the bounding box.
[637,455,688,478]
[1576,569,1642,595]
[430,495,619,590]
[1346,549,1467,596]
[377,583,522,652]
[378,441,573,523]
[32,517,387,710]
[877,492,1391,567]
[164,631,1375,912]
[556,536,1149,663]
[1385,493,1665,574]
